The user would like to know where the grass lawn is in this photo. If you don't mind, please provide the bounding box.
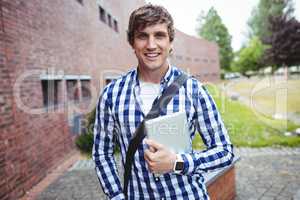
[226,78,300,116]
[193,84,300,148]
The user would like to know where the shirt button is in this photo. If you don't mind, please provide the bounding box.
[155,177,159,181]
[161,198,165,200]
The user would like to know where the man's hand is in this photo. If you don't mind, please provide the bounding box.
[144,139,177,174]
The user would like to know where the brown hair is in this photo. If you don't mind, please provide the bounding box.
[127,4,175,46]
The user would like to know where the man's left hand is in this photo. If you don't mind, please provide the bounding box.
[144,139,177,174]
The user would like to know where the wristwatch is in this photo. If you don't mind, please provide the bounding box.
[173,155,184,174]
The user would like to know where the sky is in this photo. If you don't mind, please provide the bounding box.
[146,0,300,51]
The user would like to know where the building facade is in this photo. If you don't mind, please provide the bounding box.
[0,0,220,199]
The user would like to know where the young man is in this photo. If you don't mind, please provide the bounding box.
[93,4,234,200]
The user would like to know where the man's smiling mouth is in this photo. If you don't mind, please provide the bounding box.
[144,53,160,58]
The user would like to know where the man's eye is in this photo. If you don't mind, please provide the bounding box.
[155,34,167,39]
[137,34,147,39]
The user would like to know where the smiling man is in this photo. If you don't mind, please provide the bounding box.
[93,4,234,200]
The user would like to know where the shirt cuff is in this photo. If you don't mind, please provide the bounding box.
[110,192,125,200]
[180,153,195,175]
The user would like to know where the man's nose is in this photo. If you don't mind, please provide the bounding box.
[146,36,157,49]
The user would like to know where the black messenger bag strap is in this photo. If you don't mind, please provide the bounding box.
[123,72,189,198]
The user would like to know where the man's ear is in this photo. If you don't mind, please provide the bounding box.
[169,45,173,54]
[131,39,136,50]
[132,44,137,53]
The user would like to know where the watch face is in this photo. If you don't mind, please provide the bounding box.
[175,161,184,171]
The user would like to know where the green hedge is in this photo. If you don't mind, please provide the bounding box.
[75,108,120,155]
[75,108,96,155]
[75,131,94,155]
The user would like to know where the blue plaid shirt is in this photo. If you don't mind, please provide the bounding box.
[93,66,234,200]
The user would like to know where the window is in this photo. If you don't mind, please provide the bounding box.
[41,80,60,107]
[104,74,119,85]
[99,6,106,23]
[105,79,113,85]
[67,80,80,102]
[76,0,83,5]
[107,14,112,27]
[81,80,91,100]
[98,5,119,34]
[113,19,118,32]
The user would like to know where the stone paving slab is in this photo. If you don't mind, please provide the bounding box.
[69,160,95,171]
[67,148,300,171]
[234,147,300,157]
[234,148,300,200]
[36,170,106,200]
[36,148,300,200]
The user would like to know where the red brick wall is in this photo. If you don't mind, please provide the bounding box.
[0,0,220,199]
[207,167,236,200]
[172,30,220,83]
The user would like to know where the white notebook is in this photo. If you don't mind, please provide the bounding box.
[145,111,191,153]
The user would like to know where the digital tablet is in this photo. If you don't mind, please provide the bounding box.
[145,111,191,153]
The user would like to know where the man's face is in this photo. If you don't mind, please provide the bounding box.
[132,23,172,73]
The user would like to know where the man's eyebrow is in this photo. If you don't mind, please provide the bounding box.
[155,31,168,35]
[134,30,168,37]
[136,31,148,34]
[135,31,148,36]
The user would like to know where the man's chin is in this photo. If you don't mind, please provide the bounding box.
[139,59,168,71]
[140,62,160,70]
[146,64,162,71]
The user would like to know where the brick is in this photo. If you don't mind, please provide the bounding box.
[208,167,236,200]
[0,0,221,199]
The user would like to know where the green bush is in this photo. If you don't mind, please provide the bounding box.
[75,131,94,155]
[75,107,120,155]
[86,108,96,132]
[75,108,96,155]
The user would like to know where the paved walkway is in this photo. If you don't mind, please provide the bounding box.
[33,148,300,200]
[235,148,300,200]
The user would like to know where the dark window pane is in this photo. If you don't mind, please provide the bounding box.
[81,80,91,100]
[41,80,60,107]
[113,19,118,32]
[67,80,79,102]
[105,79,112,85]
[99,6,106,23]
[76,0,83,5]
[108,14,112,27]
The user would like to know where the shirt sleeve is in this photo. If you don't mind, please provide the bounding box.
[92,88,125,200]
[180,83,234,175]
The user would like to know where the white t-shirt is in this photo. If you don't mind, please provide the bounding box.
[139,81,160,114]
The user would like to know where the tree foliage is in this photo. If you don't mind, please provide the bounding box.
[232,37,266,75]
[262,14,300,68]
[197,7,233,71]
[247,0,294,41]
